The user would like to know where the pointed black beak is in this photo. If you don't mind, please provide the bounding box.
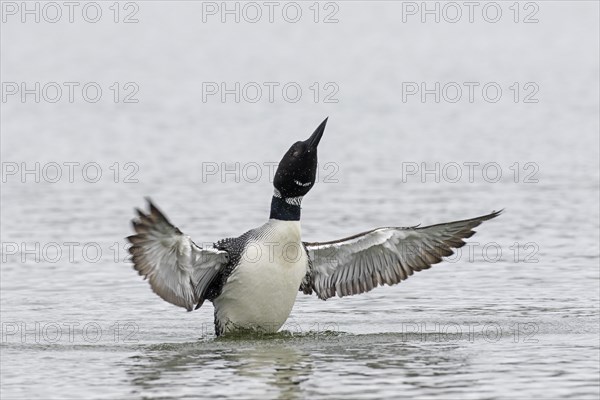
[305,117,328,149]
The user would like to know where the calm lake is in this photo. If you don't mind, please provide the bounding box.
[1,2,599,399]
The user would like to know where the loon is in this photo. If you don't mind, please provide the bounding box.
[127,118,501,336]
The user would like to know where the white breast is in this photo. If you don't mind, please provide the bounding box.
[213,220,308,334]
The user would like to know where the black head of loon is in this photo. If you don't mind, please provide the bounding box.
[273,117,328,199]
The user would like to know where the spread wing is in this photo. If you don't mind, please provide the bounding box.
[302,210,502,300]
[127,198,229,311]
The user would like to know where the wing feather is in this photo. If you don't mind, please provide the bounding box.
[127,198,229,311]
[304,210,502,300]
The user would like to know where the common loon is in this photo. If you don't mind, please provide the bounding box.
[127,118,501,336]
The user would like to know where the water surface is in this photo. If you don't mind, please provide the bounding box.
[1,2,599,399]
